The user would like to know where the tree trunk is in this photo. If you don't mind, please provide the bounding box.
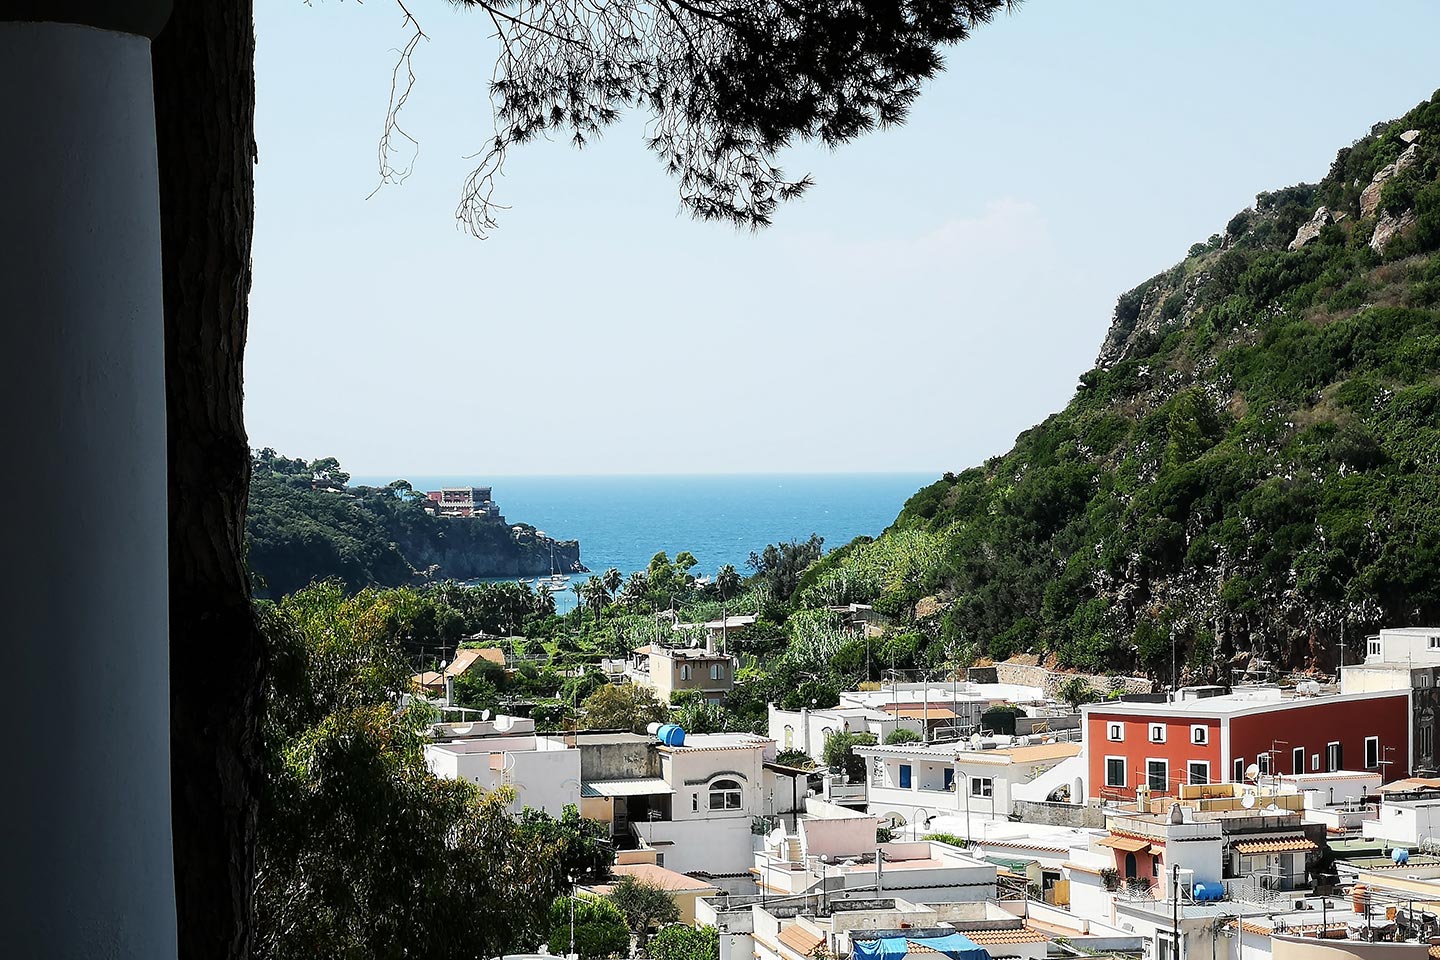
[152,3,263,958]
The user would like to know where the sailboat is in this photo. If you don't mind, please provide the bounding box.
[546,541,570,587]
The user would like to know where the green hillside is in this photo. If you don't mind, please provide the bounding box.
[245,450,583,598]
[820,92,1440,679]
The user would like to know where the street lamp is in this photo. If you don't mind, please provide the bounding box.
[568,873,577,960]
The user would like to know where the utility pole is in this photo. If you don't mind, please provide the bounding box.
[1173,863,1182,960]
[568,874,576,960]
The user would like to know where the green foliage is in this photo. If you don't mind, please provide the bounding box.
[747,534,827,604]
[981,705,1025,735]
[1057,676,1102,710]
[581,683,670,732]
[606,876,680,951]
[548,895,629,959]
[822,730,877,781]
[812,92,1440,677]
[924,831,969,848]
[884,727,922,745]
[256,584,612,959]
[774,748,817,769]
[650,925,720,960]
[246,450,577,599]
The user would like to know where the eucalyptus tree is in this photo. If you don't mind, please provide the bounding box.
[151,2,1011,956]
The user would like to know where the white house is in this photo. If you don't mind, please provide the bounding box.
[856,739,1082,837]
[424,734,581,817]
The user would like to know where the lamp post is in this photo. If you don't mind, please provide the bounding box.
[568,873,577,960]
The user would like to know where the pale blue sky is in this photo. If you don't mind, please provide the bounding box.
[247,1,1440,476]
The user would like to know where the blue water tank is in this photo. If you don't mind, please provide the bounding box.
[657,724,687,747]
[1193,882,1224,902]
[1394,848,1411,865]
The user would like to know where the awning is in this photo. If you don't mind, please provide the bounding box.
[1233,837,1318,855]
[853,934,989,960]
[1097,835,1152,854]
[777,925,825,956]
[884,706,963,720]
[581,777,674,798]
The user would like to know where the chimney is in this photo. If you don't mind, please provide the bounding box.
[444,673,455,707]
[706,632,718,656]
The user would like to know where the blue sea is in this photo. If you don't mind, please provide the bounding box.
[350,473,936,581]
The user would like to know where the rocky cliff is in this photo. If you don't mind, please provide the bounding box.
[245,456,584,598]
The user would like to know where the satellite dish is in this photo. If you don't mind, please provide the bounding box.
[1241,791,1256,809]
[970,733,983,750]
[1245,763,1261,782]
[647,722,662,736]
[481,709,492,722]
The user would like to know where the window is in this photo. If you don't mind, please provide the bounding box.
[1430,636,1440,650]
[708,779,742,810]
[944,768,955,791]
[1312,753,1321,772]
[1369,638,1382,657]
[1149,724,1167,744]
[1105,757,1126,787]
[1365,736,1380,770]
[1152,853,1161,876]
[1191,725,1208,745]
[1188,761,1210,785]
[1419,673,1433,689]
[1147,760,1169,793]
[899,764,912,788]
[970,777,994,798]
[692,794,699,812]
[1233,758,1245,782]
[1107,722,1124,742]
[710,663,724,681]
[1423,725,1436,759]
[1257,753,1270,775]
[1293,747,1305,775]
[1327,742,1342,772]
[679,663,692,681]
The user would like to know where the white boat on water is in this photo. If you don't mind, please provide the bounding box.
[517,578,535,585]
[545,580,569,592]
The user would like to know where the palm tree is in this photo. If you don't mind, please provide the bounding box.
[715,563,742,653]
[621,570,649,608]
[602,566,623,600]
[584,575,610,625]
[532,584,556,619]
[571,582,585,628]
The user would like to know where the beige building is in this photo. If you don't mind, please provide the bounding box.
[636,642,736,704]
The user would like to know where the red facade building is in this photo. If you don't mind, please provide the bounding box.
[1082,690,1409,801]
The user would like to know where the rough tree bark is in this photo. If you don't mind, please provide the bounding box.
[152,3,263,958]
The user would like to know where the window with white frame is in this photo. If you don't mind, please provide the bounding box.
[710,663,724,681]
[1233,758,1245,782]
[679,663,692,681]
[1293,747,1304,775]
[1107,722,1124,741]
[1430,636,1440,650]
[1257,753,1270,775]
[1191,725,1208,745]
[1365,736,1380,769]
[970,777,994,798]
[1327,741,1342,772]
[1311,753,1321,772]
[1149,724,1166,744]
[1105,757,1126,787]
[1188,761,1210,785]
[708,778,742,810]
[1147,759,1169,792]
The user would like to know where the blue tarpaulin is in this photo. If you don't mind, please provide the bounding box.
[852,933,989,960]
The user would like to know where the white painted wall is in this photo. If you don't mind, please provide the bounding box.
[1,17,175,959]
[425,736,581,817]
[645,816,758,875]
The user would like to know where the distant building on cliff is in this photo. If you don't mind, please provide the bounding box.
[426,486,500,519]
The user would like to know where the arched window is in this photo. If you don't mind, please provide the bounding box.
[709,778,742,810]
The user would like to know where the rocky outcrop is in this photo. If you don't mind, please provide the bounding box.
[1360,138,1421,217]
[1288,205,1331,250]
[1371,207,1418,254]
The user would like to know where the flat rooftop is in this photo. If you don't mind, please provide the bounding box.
[1085,688,1403,718]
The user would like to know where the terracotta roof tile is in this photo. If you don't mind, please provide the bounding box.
[963,929,1051,945]
[1233,838,1318,855]
[777,925,824,956]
